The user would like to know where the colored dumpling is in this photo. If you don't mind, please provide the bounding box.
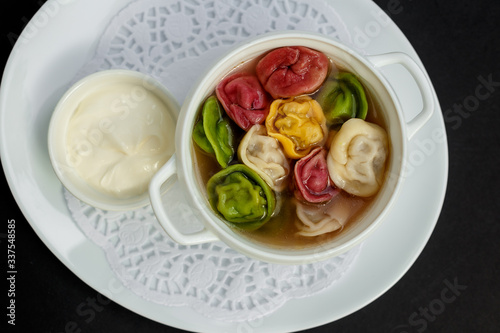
[216,72,271,131]
[238,125,290,192]
[207,164,276,231]
[293,147,339,203]
[316,72,368,125]
[265,95,327,159]
[295,194,364,237]
[192,96,234,168]
[256,46,329,99]
[327,118,388,197]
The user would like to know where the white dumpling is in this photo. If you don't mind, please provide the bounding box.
[237,124,290,191]
[295,194,363,237]
[327,118,388,197]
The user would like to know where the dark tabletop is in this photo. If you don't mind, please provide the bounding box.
[1,0,499,332]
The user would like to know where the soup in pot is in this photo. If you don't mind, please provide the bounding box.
[192,46,389,249]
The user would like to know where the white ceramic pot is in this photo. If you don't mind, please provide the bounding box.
[149,31,434,264]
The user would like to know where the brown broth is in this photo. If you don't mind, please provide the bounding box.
[192,49,388,249]
[241,192,372,249]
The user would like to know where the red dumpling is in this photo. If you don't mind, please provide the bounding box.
[216,72,271,131]
[256,46,329,99]
[294,147,339,203]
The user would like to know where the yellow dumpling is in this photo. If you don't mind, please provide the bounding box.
[265,96,327,159]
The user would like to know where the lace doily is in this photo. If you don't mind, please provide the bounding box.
[66,0,361,322]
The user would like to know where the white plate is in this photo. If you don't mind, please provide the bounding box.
[0,0,448,331]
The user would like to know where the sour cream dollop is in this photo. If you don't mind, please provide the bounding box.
[65,81,175,199]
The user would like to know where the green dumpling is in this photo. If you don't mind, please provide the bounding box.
[207,164,276,231]
[316,72,368,125]
[192,95,234,168]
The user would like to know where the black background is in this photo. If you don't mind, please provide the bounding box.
[1,0,499,332]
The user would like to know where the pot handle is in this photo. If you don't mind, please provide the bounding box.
[366,52,434,140]
[149,154,219,245]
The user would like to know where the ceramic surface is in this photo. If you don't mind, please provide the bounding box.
[0,0,448,331]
